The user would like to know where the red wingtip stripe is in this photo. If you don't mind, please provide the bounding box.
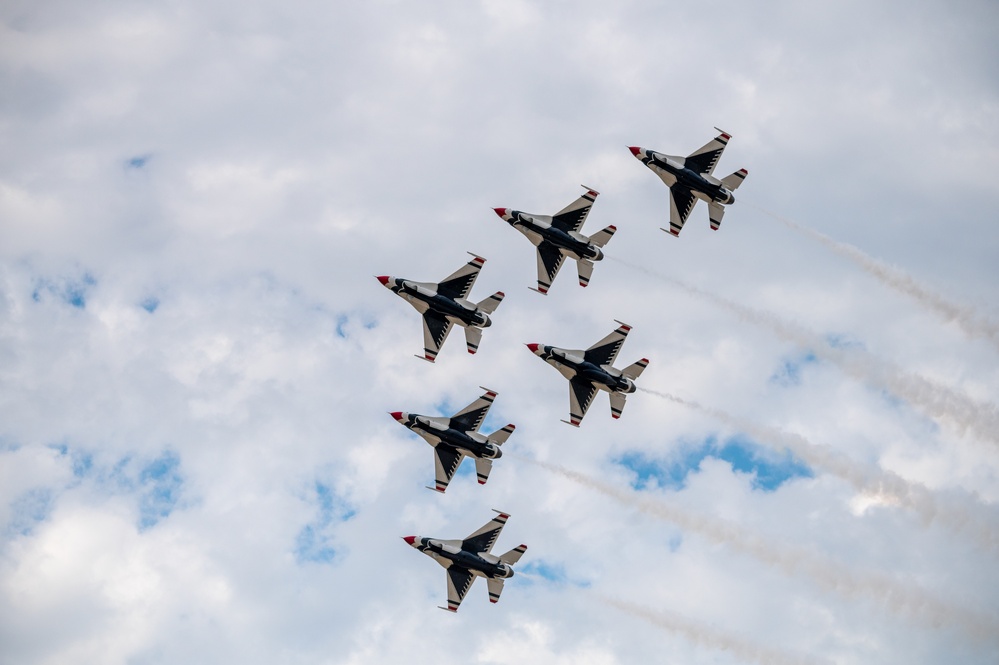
[640,358,649,364]
[608,225,617,231]
[721,133,731,140]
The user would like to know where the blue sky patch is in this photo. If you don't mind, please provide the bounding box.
[140,297,160,313]
[32,273,96,309]
[126,154,151,169]
[7,488,53,536]
[770,351,818,386]
[294,481,355,564]
[616,435,812,493]
[138,452,183,530]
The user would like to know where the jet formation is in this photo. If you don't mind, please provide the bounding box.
[403,510,527,612]
[385,130,746,610]
[493,186,616,294]
[527,321,649,427]
[630,129,748,236]
[390,387,515,493]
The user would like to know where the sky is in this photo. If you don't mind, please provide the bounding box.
[1,1,998,663]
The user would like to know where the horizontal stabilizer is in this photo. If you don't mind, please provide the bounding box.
[708,202,725,231]
[588,224,616,248]
[474,457,493,485]
[464,326,483,355]
[720,168,748,191]
[621,357,649,380]
[609,392,627,419]
[487,424,516,445]
[476,291,505,314]
[577,259,594,288]
[486,577,505,604]
[498,544,528,565]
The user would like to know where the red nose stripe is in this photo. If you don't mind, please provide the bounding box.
[376,275,390,285]
[526,343,539,353]
[493,208,507,217]
[628,146,641,156]
[403,536,416,545]
[389,411,403,421]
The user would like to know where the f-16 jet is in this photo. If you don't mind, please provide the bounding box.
[527,320,648,426]
[629,129,748,236]
[377,253,504,362]
[390,387,515,493]
[493,186,616,294]
[403,509,527,612]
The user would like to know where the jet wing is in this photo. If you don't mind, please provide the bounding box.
[584,321,631,367]
[431,446,465,493]
[534,242,566,294]
[461,510,509,554]
[666,185,697,237]
[436,253,486,300]
[443,566,476,612]
[421,312,454,362]
[684,130,730,176]
[449,388,497,433]
[567,377,599,427]
[550,188,599,233]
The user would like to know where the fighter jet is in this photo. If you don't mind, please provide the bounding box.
[377,253,504,362]
[629,129,748,237]
[390,387,515,493]
[493,186,616,294]
[527,320,648,426]
[403,509,527,612]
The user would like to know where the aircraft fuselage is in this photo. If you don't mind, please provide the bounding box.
[645,152,735,205]
[408,536,514,580]
[506,212,604,262]
[397,413,502,460]
[536,345,636,394]
[386,278,491,328]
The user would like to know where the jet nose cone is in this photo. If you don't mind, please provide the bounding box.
[628,146,642,157]
[403,536,416,546]
[389,411,404,422]
[526,343,539,354]
[376,275,391,286]
[493,207,507,218]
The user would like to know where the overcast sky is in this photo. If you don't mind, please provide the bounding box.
[2,1,999,663]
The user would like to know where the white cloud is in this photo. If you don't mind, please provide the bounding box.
[2,1,998,663]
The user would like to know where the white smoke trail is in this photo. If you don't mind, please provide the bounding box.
[638,387,999,554]
[748,203,999,352]
[597,594,829,665]
[608,256,999,447]
[523,572,825,664]
[514,454,999,640]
